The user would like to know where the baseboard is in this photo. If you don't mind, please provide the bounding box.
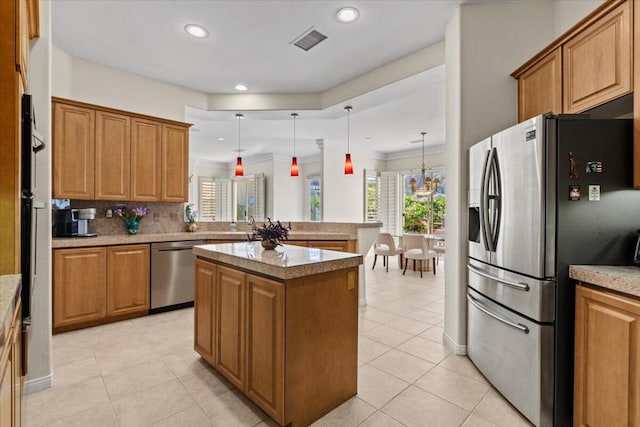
[443,331,468,355]
[24,373,53,395]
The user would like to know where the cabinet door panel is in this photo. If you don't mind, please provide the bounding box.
[53,248,106,330]
[574,285,640,427]
[95,111,130,200]
[195,259,216,365]
[563,2,632,113]
[161,124,189,202]
[517,48,562,122]
[246,274,284,423]
[131,118,162,201]
[216,266,245,390]
[53,103,95,199]
[106,245,149,318]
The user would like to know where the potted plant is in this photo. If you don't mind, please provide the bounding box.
[248,218,291,250]
[185,204,198,232]
[113,206,149,235]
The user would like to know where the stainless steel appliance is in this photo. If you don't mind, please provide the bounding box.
[467,114,640,426]
[150,240,203,312]
[54,208,97,237]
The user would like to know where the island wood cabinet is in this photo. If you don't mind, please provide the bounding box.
[194,257,358,426]
[0,298,23,427]
[52,98,190,202]
[574,284,640,427]
[513,0,632,120]
[53,244,150,332]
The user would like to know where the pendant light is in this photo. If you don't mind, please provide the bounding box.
[235,113,244,177]
[290,113,299,177]
[344,105,353,175]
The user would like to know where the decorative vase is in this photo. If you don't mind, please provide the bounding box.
[124,219,140,235]
[261,240,278,250]
[187,222,198,232]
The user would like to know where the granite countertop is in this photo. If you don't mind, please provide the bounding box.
[569,265,640,298]
[52,231,354,249]
[0,275,20,332]
[194,242,363,280]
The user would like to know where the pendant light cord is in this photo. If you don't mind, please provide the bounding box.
[345,106,352,153]
[293,113,297,156]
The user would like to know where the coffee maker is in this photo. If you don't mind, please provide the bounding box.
[54,208,97,237]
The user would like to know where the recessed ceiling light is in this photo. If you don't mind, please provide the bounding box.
[184,24,208,38]
[217,137,225,141]
[235,84,248,91]
[336,7,359,23]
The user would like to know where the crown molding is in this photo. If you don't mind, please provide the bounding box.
[382,144,446,161]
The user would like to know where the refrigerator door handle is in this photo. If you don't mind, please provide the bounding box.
[489,148,502,249]
[467,264,530,291]
[467,293,530,334]
[480,149,493,251]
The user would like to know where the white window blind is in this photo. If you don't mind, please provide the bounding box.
[198,177,216,221]
[215,179,232,221]
[252,174,265,221]
[378,172,399,234]
[364,171,379,222]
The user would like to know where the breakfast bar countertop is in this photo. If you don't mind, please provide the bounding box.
[52,230,354,248]
[193,242,363,280]
[569,265,640,298]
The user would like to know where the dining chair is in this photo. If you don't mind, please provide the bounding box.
[433,229,446,265]
[372,233,403,272]
[402,233,436,278]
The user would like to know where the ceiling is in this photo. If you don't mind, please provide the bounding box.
[51,1,486,164]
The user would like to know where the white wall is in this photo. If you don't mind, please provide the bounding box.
[272,157,304,220]
[52,47,207,122]
[27,0,52,392]
[554,0,605,37]
[444,2,555,354]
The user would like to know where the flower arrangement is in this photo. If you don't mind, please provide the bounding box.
[248,217,291,249]
[114,206,149,235]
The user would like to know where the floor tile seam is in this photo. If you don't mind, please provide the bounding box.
[357,409,409,426]
[410,375,489,413]
[434,362,490,386]
[392,346,449,365]
[383,320,432,335]
[358,377,413,410]
[384,384,473,418]
[147,401,202,427]
[358,331,414,349]
[361,361,415,389]
[466,387,494,417]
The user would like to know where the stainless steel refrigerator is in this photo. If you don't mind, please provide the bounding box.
[467,114,640,426]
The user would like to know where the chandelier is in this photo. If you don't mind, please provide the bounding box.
[412,131,440,198]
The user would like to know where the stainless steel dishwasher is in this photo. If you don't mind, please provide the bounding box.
[150,240,203,312]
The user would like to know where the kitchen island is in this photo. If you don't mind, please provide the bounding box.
[193,242,363,427]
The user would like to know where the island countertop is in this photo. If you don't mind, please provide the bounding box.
[569,265,640,299]
[193,242,363,280]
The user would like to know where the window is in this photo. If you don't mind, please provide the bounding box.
[199,177,216,221]
[364,170,379,222]
[308,176,321,221]
[402,169,446,233]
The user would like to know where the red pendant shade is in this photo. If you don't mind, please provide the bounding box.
[290,156,299,177]
[235,156,244,176]
[344,153,353,175]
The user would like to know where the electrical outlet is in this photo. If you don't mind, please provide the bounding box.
[105,209,113,218]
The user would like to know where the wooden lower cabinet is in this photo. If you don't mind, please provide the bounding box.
[53,245,150,332]
[194,258,358,426]
[289,240,356,253]
[574,284,640,427]
[106,245,149,319]
[215,266,246,390]
[0,299,23,427]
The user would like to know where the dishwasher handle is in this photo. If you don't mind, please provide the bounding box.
[156,247,195,253]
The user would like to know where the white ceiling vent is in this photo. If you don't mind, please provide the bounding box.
[291,28,328,51]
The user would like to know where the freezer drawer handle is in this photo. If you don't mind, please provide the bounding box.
[467,264,530,291]
[467,293,529,334]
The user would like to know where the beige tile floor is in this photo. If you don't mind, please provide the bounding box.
[25,255,533,427]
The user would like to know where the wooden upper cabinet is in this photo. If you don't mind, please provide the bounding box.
[53,247,106,330]
[161,124,189,202]
[563,1,632,113]
[16,0,29,90]
[53,102,96,199]
[95,111,131,200]
[131,118,162,201]
[516,48,562,122]
[105,244,149,319]
[574,285,640,427]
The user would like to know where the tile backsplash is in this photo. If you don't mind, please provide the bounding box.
[69,200,187,235]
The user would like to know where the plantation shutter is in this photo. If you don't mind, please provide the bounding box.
[378,172,399,234]
[198,177,216,221]
[252,174,265,221]
[215,179,232,221]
